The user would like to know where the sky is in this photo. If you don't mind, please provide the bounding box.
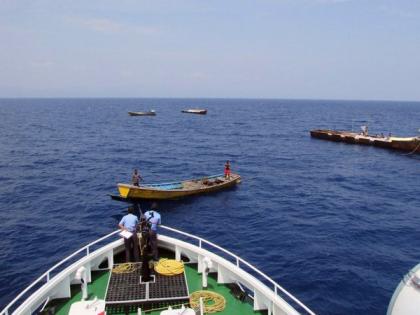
[0,0,420,100]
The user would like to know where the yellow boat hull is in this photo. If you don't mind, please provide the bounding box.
[117,174,241,200]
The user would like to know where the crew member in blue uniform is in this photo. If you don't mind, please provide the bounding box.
[144,203,161,261]
[118,206,140,262]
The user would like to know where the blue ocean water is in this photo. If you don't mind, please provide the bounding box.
[0,98,419,314]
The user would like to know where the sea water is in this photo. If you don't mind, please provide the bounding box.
[0,98,419,314]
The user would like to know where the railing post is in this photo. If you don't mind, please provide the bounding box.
[236,258,239,267]
[46,273,50,282]
[86,246,90,256]
[199,239,202,248]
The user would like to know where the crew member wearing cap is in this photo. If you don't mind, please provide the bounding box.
[144,203,161,261]
[118,206,140,262]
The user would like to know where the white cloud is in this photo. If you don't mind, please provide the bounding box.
[300,0,351,4]
[66,17,122,33]
[379,4,417,19]
[65,16,159,35]
[30,60,55,68]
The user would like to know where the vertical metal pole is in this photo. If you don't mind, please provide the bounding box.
[200,297,204,315]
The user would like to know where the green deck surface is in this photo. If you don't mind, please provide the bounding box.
[48,263,266,315]
[52,270,110,315]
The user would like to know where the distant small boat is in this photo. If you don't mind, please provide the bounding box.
[117,173,241,200]
[128,110,156,116]
[181,109,207,115]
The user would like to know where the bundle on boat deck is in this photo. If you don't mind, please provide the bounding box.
[117,173,241,200]
[310,129,420,154]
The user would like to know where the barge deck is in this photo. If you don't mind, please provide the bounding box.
[310,129,420,154]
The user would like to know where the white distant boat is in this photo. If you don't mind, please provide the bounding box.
[181,109,207,115]
[128,110,156,116]
[387,263,420,315]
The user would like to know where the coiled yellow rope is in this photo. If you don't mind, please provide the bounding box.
[154,258,184,276]
[112,263,138,274]
[190,290,226,313]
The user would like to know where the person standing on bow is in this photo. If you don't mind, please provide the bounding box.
[132,169,142,186]
[224,160,231,179]
[118,206,140,262]
[144,203,161,262]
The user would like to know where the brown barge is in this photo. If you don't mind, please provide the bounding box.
[310,129,420,154]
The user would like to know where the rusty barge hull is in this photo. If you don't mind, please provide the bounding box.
[310,129,420,154]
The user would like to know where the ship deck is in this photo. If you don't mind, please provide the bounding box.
[44,255,266,315]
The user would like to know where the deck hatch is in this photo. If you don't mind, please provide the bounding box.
[105,263,189,306]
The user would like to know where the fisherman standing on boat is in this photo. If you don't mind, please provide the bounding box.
[144,203,161,262]
[224,160,231,179]
[118,206,140,262]
[132,169,142,186]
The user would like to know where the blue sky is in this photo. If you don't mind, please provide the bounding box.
[1,0,420,100]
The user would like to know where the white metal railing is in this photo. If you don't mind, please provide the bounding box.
[1,226,315,315]
[159,225,316,315]
[0,230,120,315]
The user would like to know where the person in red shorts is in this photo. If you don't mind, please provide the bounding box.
[224,160,231,179]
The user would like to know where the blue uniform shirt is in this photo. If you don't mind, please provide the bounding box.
[144,210,161,231]
[119,213,138,232]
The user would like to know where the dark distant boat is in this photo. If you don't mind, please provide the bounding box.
[128,110,156,116]
[181,109,207,115]
[117,173,241,200]
[310,129,420,154]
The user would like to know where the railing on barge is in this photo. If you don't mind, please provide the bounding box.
[1,226,316,315]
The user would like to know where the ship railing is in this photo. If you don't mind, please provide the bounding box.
[1,226,315,315]
[159,225,316,315]
[0,230,120,315]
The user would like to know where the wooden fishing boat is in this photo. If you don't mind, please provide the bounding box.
[128,110,156,116]
[117,173,241,200]
[310,129,420,154]
[181,109,207,115]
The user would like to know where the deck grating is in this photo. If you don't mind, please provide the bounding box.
[106,264,146,302]
[149,273,189,299]
[105,263,189,306]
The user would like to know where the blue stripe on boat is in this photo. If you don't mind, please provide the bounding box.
[142,174,224,190]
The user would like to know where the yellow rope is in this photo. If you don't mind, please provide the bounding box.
[190,290,226,313]
[154,258,184,276]
[112,263,138,274]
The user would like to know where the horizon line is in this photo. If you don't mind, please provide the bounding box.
[0,96,420,103]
